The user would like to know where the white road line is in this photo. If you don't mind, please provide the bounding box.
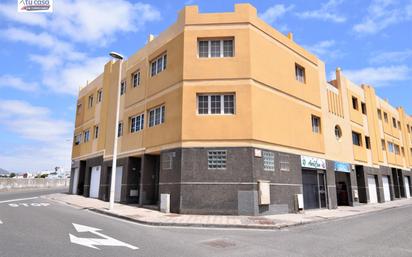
[0,220,3,224]
[0,197,38,204]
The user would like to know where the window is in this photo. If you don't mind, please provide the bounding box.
[311,115,321,133]
[381,139,386,151]
[295,64,305,83]
[76,103,82,115]
[198,38,234,58]
[83,130,90,143]
[394,144,400,155]
[279,154,290,172]
[397,121,401,130]
[120,80,126,95]
[407,125,410,133]
[361,102,367,115]
[132,71,140,87]
[352,97,358,110]
[97,89,103,103]
[88,95,93,108]
[197,94,235,115]
[392,118,397,128]
[377,109,382,119]
[150,53,167,77]
[162,152,175,170]
[118,122,123,137]
[352,131,362,146]
[401,147,405,156]
[388,142,394,153]
[365,136,371,149]
[94,125,99,139]
[384,112,388,122]
[334,125,342,141]
[74,134,82,145]
[263,151,275,171]
[207,150,227,170]
[149,105,165,127]
[130,114,144,133]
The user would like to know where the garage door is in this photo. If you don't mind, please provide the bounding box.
[368,175,378,204]
[90,166,101,198]
[382,176,391,202]
[404,177,411,198]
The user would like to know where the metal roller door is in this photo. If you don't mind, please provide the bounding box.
[382,176,391,202]
[367,175,378,204]
[89,166,101,198]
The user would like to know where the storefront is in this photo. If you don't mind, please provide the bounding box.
[334,162,352,206]
[301,156,328,210]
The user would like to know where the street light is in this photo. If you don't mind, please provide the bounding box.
[109,51,124,211]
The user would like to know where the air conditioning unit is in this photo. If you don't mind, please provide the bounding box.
[294,194,304,212]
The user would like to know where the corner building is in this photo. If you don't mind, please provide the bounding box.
[70,4,412,215]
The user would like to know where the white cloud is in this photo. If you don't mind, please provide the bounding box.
[341,65,411,87]
[303,40,344,59]
[353,0,412,34]
[369,49,412,64]
[259,4,294,24]
[0,100,72,142]
[297,0,346,23]
[0,0,161,45]
[0,75,38,92]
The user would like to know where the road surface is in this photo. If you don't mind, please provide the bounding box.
[1,188,411,257]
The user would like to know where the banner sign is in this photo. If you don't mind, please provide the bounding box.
[334,162,351,173]
[301,156,326,170]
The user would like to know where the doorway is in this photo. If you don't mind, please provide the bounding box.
[367,175,378,204]
[335,172,352,206]
[90,166,101,198]
[405,176,411,198]
[382,175,391,202]
[302,169,328,210]
[72,168,79,195]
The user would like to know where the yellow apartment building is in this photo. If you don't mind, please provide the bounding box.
[69,4,412,215]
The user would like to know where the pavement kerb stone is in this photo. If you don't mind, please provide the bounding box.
[43,194,412,230]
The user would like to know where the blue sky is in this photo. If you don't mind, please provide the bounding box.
[0,0,411,172]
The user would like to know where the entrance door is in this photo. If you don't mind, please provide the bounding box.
[72,168,79,195]
[335,172,351,206]
[404,177,411,198]
[115,166,123,202]
[382,176,391,202]
[367,175,378,204]
[302,169,327,209]
[90,166,101,198]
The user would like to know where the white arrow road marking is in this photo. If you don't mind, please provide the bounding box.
[0,197,38,204]
[69,223,138,250]
[0,219,3,224]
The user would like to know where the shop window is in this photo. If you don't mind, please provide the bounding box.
[311,115,321,133]
[207,150,227,170]
[295,63,305,83]
[352,97,358,110]
[365,136,371,149]
[352,131,362,146]
[263,151,275,171]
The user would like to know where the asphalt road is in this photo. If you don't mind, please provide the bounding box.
[1,188,412,257]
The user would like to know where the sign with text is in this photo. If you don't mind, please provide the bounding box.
[301,155,326,170]
[334,162,351,173]
[18,0,53,12]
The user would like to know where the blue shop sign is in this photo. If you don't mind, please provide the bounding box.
[334,162,351,173]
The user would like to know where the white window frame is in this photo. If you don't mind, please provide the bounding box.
[132,71,140,88]
[197,94,235,115]
[198,38,234,58]
[148,105,165,127]
[279,154,290,172]
[88,95,93,108]
[74,134,82,145]
[388,142,394,153]
[295,64,305,83]
[207,150,227,170]
[83,130,90,143]
[150,53,167,77]
[130,114,144,133]
[311,115,321,133]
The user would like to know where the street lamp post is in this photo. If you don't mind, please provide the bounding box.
[109,51,124,211]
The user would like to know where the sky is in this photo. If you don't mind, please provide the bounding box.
[0,0,411,172]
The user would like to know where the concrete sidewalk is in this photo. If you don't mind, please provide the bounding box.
[44,193,412,229]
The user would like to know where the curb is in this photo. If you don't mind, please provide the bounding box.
[44,195,412,230]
